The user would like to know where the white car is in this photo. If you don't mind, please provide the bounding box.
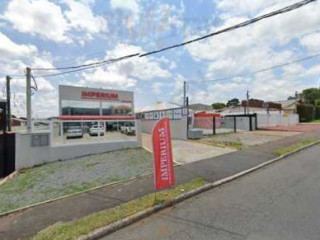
[121,123,136,135]
[66,126,83,139]
[89,125,105,136]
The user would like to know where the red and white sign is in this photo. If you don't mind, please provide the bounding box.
[81,91,119,101]
[152,117,175,190]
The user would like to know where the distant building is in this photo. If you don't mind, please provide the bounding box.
[275,99,303,114]
[287,91,301,100]
[137,102,182,113]
[188,103,213,111]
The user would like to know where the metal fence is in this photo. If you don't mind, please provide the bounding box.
[192,114,258,136]
[31,119,137,145]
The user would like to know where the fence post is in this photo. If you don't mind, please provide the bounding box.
[60,121,64,143]
[98,121,101,138]
[234,116,237,133]
[249,115,253,131]
[212,116,216,135]
[255,113,258,130]
[49,121,54,146]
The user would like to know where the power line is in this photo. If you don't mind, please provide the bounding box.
[140,0,316,57]
[31,53,139,71]
[34,61,110,78]
[30,0,317,78]
[188,51,320,84]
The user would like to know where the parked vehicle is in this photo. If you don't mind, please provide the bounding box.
[66,126,83,139]
[121,122,136,135]
[89,125,105,136]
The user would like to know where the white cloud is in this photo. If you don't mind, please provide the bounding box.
[63,0,108,34]
[0,31,38,76]
[78,44,171,90]
[110,0,140,13]
[80,68,137,89]
[216,0,292,16]
[3,0,107,44]
[152,82,163,95]
[304,64,320,77]
[105,44,171,80]
[3,0,71,43]
[300,32,320,53]
[0,31,37,58]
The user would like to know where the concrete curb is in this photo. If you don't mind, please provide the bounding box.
[0,171,18,187]
[77,140,320,240]
[0,173,153,218]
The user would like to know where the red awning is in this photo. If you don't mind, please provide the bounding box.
[59,115,135,120]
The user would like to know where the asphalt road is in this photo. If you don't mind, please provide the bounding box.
[101,144,320,240]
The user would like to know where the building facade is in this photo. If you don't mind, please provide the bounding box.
[59,85,134,119]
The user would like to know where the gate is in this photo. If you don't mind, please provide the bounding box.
[0,101,15,178]
[193,113,258,136]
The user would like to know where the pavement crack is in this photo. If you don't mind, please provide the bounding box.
[162,214,246,238]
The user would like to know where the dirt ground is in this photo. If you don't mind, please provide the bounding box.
[261,123,320,132]
[141,133,235,165]
[197,130,302,149]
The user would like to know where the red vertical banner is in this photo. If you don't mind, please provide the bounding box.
[152,117,175,190]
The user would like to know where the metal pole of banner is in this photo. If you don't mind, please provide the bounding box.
[249,115,253,131]
[234,116,237,133]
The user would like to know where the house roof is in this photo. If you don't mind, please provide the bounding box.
[275,99,302,108]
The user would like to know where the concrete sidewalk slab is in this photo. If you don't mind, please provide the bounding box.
[172,140,235,164]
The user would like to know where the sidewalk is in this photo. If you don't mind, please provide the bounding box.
[0,131,319,240]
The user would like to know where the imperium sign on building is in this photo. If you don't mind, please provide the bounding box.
[59,85,134,116]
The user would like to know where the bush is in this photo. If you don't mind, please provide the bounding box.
[297,104,314,122]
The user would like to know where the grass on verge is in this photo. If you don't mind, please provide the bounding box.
[274,139,320,156]
[312,119,320,123]
[29,178,207,240]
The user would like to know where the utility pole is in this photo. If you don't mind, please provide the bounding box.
[183,81,187,107]
[6,76,11,132]
[246,90,250,115]
[26,67,32,132]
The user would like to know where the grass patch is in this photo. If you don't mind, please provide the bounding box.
[274,139,320,156]
[0,148,153,214]
[29,178,206,240]
[312,119,320,123]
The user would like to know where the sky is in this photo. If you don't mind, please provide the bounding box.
[0,0,320,118]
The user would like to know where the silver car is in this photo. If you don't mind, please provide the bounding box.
[89,125,105,136]
[66,126,83,139]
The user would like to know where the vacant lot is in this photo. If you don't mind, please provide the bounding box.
[0,148,153,214]
[197,130,301,149]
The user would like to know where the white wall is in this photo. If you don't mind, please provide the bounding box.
[140,117,188,140]
[15,132,141,170]
[257,113,299,128]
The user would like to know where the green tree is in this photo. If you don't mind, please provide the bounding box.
[302,88,320,105]
[315,99,320,108]
[226,98,240,107]
[211,102,226,110]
